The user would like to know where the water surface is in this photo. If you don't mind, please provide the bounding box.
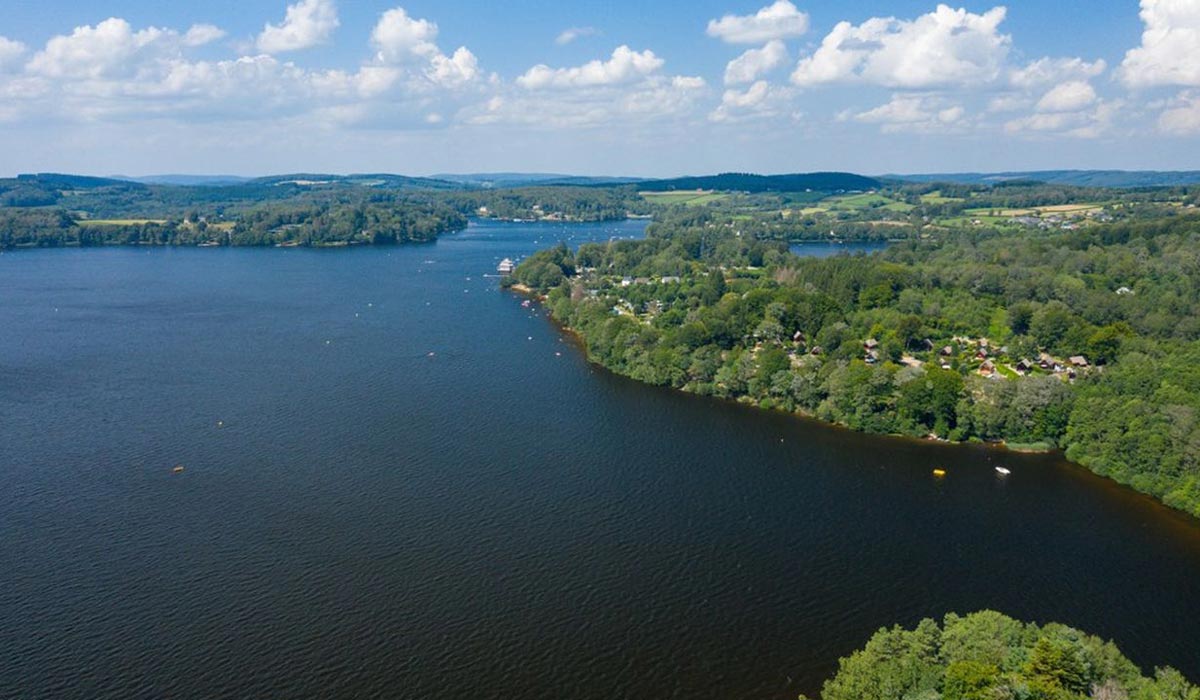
[2,219,1199,700]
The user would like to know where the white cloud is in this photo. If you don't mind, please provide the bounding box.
[709,79,794,122]
[987,94,1031,113]
[792,5,1010,88]
[3,8,486,130]
[1005,99,1120,139]
[26,18,180,80]
[257,0,339,54]
[724,39,788,85]
[1119,0,1200,87]
[852,93,967,133]
[469,74,706,128]
[1035,80,1097,112]
[371,7,438,61]
[707,0,809,44]
[0,36,26,72]
[369,8,480,88]
[427,47,480,87]
[1009,56,1106,89]
[555,27,599,46]
[517,45,664,89]
[1158,90,1200,133]
[478,47,704,127]
[183,24,227,48]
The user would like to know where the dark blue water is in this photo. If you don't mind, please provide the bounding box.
[788,241,890,257]
[2,219,1199,700]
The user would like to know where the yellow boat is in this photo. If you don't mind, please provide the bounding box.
[932,468,947,477]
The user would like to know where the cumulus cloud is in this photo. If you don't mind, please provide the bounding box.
[707,0,809,44]
[517,45,664,89]
[1158,90,1200,133]
[1009,56,1106,89]
[555,27,599,46]
[986,94,1031,113]
[709,79,794,122]
[852,93,966,132]
[1119,0,1200,87]
[371,7,438,61]
[26,18,178,79]
[724,39,788,85]
[257,0,339,54]
[183,24,227,47]
[1035,80,1097,112]
[470,74,706,128]
[484,46,704,127]
[369,8,480,87]
[1,6,490,131]
[0,36,26,72]
[1005,96,1120,139]
[792,5,1010,88]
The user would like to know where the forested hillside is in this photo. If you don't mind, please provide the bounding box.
[511,208,1200,517]
[810,611,1198,700]
[0,176,645,249]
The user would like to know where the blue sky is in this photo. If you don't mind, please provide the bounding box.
[1,0,1197,176]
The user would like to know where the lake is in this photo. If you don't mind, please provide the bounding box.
[2,219,1199,700]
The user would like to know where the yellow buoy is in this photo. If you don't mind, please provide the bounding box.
[932,468,946,477]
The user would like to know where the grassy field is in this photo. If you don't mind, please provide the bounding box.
[919,191,965,204]
[641,191,730,206]
[962,202,1109,219]
[1033,203,1108,214]
[78,218,168,226]
[825,192,915,212]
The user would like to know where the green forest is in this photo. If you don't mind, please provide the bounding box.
[808,611,1197,700]
[510,204,1200,518]
[0,174,644,249]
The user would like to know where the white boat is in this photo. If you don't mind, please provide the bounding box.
[995,467,1011,475]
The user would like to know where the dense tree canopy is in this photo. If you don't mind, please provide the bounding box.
[518,209,1200,517]
[810,611,1197,700]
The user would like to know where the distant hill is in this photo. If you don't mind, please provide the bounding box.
[17,173,145,189]
[886,170,1200,188]
[120,174,254,186]
[248,173,463,190]
[433,173,643,188]
[635,172,881,193]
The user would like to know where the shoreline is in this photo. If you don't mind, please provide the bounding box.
[506,285,1199,522]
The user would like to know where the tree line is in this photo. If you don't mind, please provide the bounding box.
[811,611,1197,700]
[512,210,1200,517]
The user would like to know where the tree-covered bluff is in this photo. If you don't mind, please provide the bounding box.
[809,611,1197,700]
[510,213,1200,518]
[0,177,647,249]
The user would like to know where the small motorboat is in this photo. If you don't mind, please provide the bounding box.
[995,467,1012,475]
[172,465,185,474]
